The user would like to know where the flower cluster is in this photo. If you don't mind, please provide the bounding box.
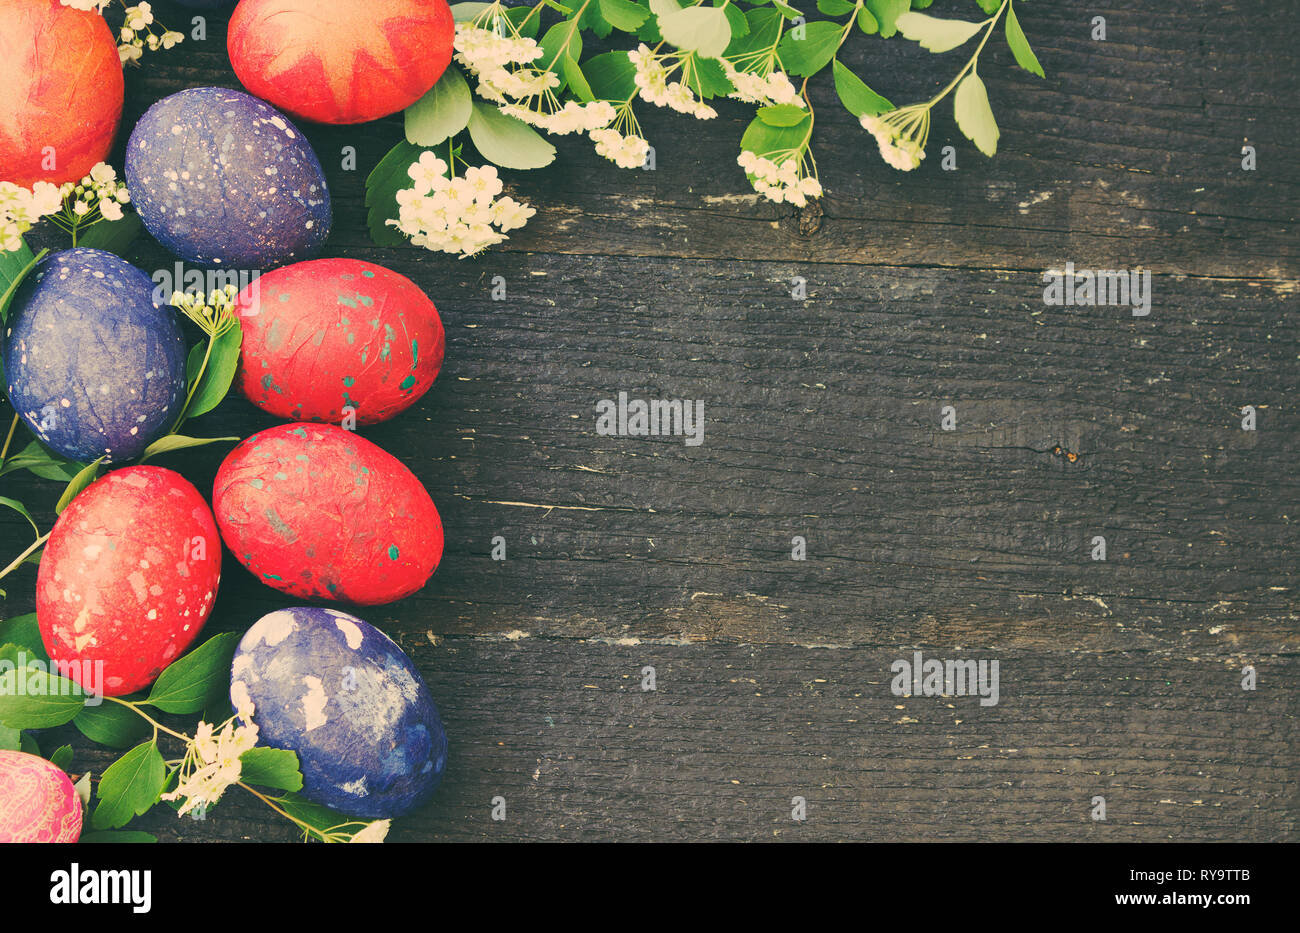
[60,0,183,63]
[62,162,131,223]
[629,45,717,120]
[590,128,652,170]
[737,151,823,207]
[171,283,241,339]
[454,22,554,102]
[161,710,259,818]
[860,107,929,172]
[0,182,62,252]
[721,60,806,109]
[388,152,535,258]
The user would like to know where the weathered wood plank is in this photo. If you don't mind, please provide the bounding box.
[36,638,1298,842]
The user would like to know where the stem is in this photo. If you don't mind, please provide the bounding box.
[105,696,192,742]
[0,532,48,582]
[0,413,18,462]
[171,334,213,433]
[541,0,591,75]
[927,0,1009,107]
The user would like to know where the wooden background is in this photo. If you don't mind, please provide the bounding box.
[2,0,1297,841]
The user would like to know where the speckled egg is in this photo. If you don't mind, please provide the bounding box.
[37,466,223,697]
[0,751,82,843]
[2,248,187,463]
[228,0,455,125]
[230,606,447,818]
[235,259,444,425]
[212,424,442,605]
[0,0,123,188]
[124,87,331,268]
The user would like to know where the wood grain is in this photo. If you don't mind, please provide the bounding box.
[1,0,1296,841]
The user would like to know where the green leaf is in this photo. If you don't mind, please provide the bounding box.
[49,744,73,770]
[20,731,39,755]
[684,55,734,99]
[0,245,46,324]
[954,69,999,156]
[723,3,749,40]
[467,101,557,170]
[405,65,473,147]
[74,213,144,257]
[740,111,811,161]
[450,2,492,21]
[584,51,637,100]
[271,792,358,841]
[771,0,803,18]
[757,103,813,126]
[816,0,855,14]
[0,614,46,661]
[365,140,423,248]
[656,4,732,58]
[832,59,893,116]
[864,0,909,37]
[1005,4,1044,77]
[598,0,649,31]
[894,11,983,52]
[143,631,241,715]
[74,700,151,748]
[0,668,86,729]
[540,19,583,82]
[80,830,157,843]
[0,723,19,750]
[55,457,102,515]
[239,747,304,792]
[0,496,38,537]
[562,54,595,103]
[182,320,243,422]
[777,20,843,77]
[856,5,879,33]
[137,433,238,464]
[974,0,1000,13]
[91,741,165,830]
[0,440,83,483]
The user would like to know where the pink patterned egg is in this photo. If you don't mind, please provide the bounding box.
[0,751,82,843]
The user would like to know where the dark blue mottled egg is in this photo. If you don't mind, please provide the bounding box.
[125,87,331,268]
[2,248,186,463]
[231,606,447,819]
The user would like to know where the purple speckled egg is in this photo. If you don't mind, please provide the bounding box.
[124,86,331,268]
[2,248,187,463]
[231,606,447,818]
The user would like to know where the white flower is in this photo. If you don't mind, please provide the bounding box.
[99,198,124,221]
[860,111,928,171]
[388,158,535,258]
[161,711,260,817]
[591,128,650,170]
[349,820,392,843]
[736,150,824,206]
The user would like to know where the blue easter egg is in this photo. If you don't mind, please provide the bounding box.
[231,607,448,819]
[2,248,186,463]
[125,87,331,268]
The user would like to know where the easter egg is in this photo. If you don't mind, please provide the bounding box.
[2,248,187,463]
[0,0,123,188]
[228,0,455,125]
[235,259,445,425]
[124,87,331,268]
[37,466,223,697]
[0,751,82,843]
[212,424,442,605]
[230,607,447,817]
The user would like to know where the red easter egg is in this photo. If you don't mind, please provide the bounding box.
[37,466,223,697]
[235,259,445,425]
[213,424,443,605]
[227,0,455,124]
[0,0,124,187]
[0,751,82,843]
